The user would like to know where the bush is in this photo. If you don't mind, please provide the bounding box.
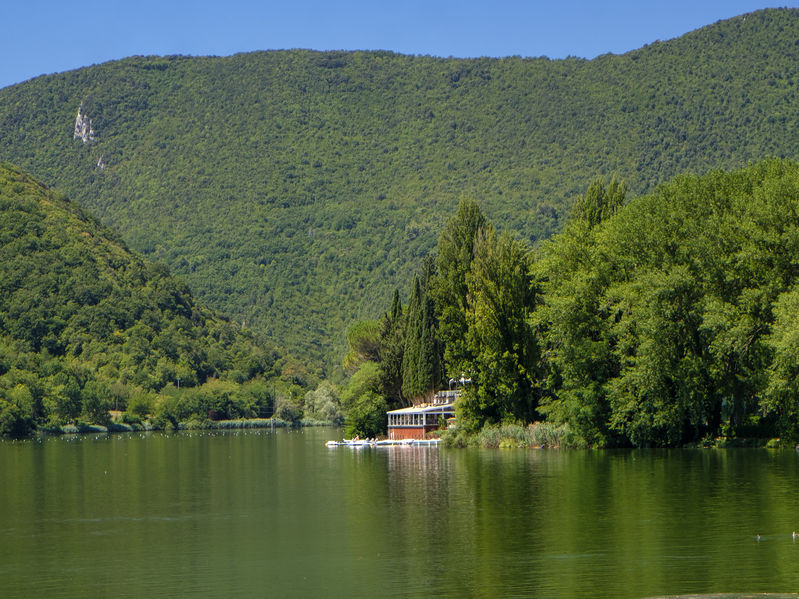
[275,399,301,424]
[121,411,142,425]
[184,415,215,430]
[441,427,471,448]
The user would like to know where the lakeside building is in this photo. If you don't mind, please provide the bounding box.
[386,378,469,440]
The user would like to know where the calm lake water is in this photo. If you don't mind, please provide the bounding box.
[2,428,799,598]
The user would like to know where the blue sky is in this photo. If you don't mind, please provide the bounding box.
[1,1,793,89]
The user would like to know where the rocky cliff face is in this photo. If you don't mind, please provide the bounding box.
[73,105,95,143]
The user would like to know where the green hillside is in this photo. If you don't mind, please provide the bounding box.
[0,163,278,435]
[1,8,797,371]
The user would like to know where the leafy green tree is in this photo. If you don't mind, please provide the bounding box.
[152,390,181,430]
[344,390,387,438]
[305,381,344,424]
[341,361,386,437]
[0,398,34,437]
[52,377,83,424]
[239,379,274,418]
[458,228,540,430]
[763,288,799,438]
[125,390,154,422]
[81,380,112,425]
[0,384,35,437]
[343,320,381,374]
[606,266,711,447]
[534,221,618,447]
[275,396,301,424]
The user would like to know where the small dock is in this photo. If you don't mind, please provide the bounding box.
[326,438,441,448]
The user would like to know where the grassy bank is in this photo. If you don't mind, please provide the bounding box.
[441,422,795,450]
[442,422,574,449]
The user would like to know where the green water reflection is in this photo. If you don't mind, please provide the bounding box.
[2,429,799,598]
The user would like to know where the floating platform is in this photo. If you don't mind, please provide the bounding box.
[326,438,441,448]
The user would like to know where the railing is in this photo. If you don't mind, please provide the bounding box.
[433,390,459,404]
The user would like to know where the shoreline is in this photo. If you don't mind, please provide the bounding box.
[35,417,337,437]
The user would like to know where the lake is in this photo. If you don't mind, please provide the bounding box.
[2,427,799,598]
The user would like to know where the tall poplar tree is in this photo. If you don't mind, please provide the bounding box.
[570,174,626,228]
[458,228,540,430]
[535,175,627,446]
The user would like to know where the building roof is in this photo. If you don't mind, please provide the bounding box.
[386,403,455,415]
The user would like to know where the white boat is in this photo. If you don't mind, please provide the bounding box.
[326,439,374,447]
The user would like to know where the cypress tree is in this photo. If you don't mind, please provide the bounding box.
[401,272,443,404]
[379,289,406,408]
[402,277,423,401]
[433,198,488,375]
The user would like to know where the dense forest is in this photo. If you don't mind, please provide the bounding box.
[0,163,324,437]
[1,9,798,371]
[343,160,799,447]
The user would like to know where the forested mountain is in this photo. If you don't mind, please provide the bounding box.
[0,163,278,436]
[0,8,797,371]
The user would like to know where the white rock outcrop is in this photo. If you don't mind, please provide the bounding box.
[74,105,96,143]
